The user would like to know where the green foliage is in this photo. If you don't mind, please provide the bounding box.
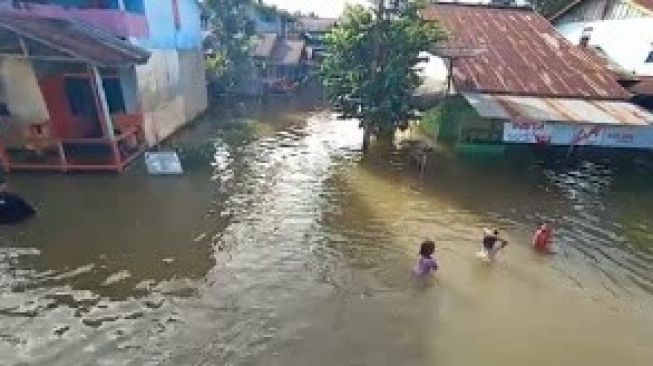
[420,97,479,142]
[253,2,291,22]
[530,0,571,17]
[320,1,445,135]
[420,106,443,138]
[205,0,256,93]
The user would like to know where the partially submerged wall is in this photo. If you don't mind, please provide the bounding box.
[178,49,207,121]
[136,49,184,144]
[0,59,49,123]
[136,49,207,145]
[134,0,207,146]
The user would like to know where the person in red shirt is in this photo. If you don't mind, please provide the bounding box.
[532,223,554,253]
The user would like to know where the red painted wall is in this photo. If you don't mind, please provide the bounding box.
[39,76,101,139]
[39,75,75,139]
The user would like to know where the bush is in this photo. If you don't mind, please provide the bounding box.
[420,97,480,142]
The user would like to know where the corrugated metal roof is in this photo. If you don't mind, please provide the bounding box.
[253,33,277,58]
[556,18,653,78]
[550,0,653,20]
[269,39,305,66]
[463,93,653,126]
[0,10,149,66]
[631,77,653,95]
[296,17,338,33]
[423,3,631,100]
[633,0,653,12]
[253,33,306,66]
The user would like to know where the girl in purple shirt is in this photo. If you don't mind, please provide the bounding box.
[415,240,438,276]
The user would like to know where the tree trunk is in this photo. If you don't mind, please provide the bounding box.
[377,128,395,142]
[362,126,372,152]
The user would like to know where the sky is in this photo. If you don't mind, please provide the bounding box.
[261,0,501,18]
[262,0,368,18]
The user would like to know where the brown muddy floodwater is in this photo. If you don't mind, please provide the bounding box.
[1,98,653,366]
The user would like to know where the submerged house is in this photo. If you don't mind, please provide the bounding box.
[291,17,338,64]
[550,0,653,109]
[423,2,653,150]
[252,33,308,94]
[0,0,207,172]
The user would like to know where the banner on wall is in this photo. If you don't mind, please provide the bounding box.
[502,122,552,144]
[503,122,653,149]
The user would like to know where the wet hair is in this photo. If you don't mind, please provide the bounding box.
[419,240,435,258]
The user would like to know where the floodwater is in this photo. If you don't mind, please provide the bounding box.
[1,98,653,365]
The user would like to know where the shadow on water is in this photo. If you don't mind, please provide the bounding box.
[0,97,327,364]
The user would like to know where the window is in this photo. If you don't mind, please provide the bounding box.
[646,51,653,63]
[65,78,96,117]
[102,78,126,114]
[123,0,145,14]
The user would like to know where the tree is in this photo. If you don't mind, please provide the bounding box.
[320,1,445,150]
[205,0,256,94]
[529,0,571,17]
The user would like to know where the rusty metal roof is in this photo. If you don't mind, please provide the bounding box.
[253,33,306,66]
[636,0,653,11]
[630,77,653,96]
[0,10,150,66]
[423,3,631,100]
[463,93,653,126]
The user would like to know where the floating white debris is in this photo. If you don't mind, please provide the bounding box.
[144,152,183,175]
[193,233,207,243]
[102,270,132,286]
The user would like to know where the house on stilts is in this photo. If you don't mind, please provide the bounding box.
[0,0,207,173]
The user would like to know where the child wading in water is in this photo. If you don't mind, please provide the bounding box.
[415,240,438,276]
[477,228,508,262]
[532,222,554,253]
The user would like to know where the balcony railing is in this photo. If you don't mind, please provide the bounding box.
[10,1,149,39]
[0,114,145,173]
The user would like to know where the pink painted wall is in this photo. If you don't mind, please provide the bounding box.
[23,4,149,38]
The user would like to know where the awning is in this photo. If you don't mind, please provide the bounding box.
[463,93,653,126]
[0,10,150,66]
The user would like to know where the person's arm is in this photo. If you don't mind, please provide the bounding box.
[500,237,509,248]
[546,231,554,250]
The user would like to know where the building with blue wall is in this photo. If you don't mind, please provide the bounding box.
[3,0,208,146]
[129,0,208,144]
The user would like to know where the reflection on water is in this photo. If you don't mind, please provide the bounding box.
[1,98,653,365]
